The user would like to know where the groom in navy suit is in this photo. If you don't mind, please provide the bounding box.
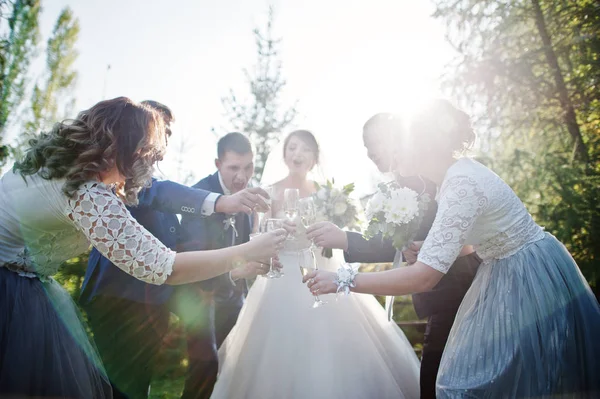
[177,132,257,397]
[307,113,481,399]
[81,102,269,399]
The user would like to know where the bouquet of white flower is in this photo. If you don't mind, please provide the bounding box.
[313,179,361,257]
[364,182,431,250]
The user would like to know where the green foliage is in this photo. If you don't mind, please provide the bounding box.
[221,6,298,183]
[53,252,87,299]
[433,0,600,295]
[26,7,79,136]
[313,179,361,230]
[0,0,41,165]
[0,2,79,167]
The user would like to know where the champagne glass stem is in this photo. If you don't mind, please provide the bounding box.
[310,249,325,308]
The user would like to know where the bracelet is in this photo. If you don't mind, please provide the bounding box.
[334,264,358,295]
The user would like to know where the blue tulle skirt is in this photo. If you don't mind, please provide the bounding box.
[0,267,112,398]
[437,233,600,398]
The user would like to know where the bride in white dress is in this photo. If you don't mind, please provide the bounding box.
[211,130,420,399]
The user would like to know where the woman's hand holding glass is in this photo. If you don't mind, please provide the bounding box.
[263,219,287,278]
[303,269,338,296]
[244,228,287,265]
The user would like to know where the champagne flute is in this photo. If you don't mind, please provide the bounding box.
[257,185,274,233]
[283,188,299,240]
[299,197,317,251]
[299,249,325,308]
[265,218,284,279]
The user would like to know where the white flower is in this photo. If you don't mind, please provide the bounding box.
[366,191,386,220]
[330,188,341,198]
[317,188,328,200]
[383,187,419,225]
[333,201,348,216]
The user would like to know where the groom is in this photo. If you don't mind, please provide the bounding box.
[307,113,481,399]
[177,131,257,398]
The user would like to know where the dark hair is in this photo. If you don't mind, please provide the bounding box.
[141,100,174,138]
[410,99,475,155]
[283,130,320,164]
[217,132,252,159]
[363,113,404,139]
[13,96,167,205]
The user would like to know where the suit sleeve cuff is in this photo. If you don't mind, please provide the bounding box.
[201,192,221,216]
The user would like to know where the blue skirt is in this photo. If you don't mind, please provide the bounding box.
[437,233,600,398]
[0,267,112,398]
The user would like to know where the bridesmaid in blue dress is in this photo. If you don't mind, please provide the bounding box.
[306,99,600,398]
[0,97,285,398]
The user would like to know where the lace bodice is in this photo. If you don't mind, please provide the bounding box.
[418,159,545,273]
[0,171,175,283]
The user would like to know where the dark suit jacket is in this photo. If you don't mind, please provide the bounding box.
[178,172,250,302]
[80,179,213,305]
[344,176,480,319]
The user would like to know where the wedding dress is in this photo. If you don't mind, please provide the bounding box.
[211,212,420,399]
[419,159,600,398]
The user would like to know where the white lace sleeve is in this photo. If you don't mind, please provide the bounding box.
[66,182,176,285]
[417,175,488,273]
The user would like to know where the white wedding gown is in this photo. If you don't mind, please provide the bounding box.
[211,215,420,399]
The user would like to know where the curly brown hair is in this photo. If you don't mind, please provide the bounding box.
[13,97,167,205]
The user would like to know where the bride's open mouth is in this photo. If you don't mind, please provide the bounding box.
[292,159,304,167]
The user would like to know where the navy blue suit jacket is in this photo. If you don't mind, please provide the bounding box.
[178,172,250,301]
[80,179,213,305]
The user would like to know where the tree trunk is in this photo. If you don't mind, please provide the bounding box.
[530,0,588,162]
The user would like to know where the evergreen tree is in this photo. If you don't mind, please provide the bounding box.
[221,6,298,183]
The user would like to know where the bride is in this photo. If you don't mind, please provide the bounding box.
[210,129,420,399]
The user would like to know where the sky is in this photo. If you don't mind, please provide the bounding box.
[35,0,456,196]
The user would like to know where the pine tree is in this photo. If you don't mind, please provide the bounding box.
[221,6,297,183]
[26,7,79,135]
[0,0,41,165]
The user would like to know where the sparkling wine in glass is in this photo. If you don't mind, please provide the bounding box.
[298,249,325,308]
[299,197,317,251]
[265,218,285,278]
[283,188,299,240]
[257,185,274,233]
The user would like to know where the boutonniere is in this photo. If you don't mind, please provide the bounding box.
[223,215,239,237]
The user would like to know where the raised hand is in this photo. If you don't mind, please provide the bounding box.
[244,228,287,263]
[305,221,348,251]
[216,187,271,215]
[302,269,338,295]
[231,259,282,280]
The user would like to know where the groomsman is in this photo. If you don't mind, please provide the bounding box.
[80,102,269,399]
[177,132,258,398]
[307,113,481,399]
